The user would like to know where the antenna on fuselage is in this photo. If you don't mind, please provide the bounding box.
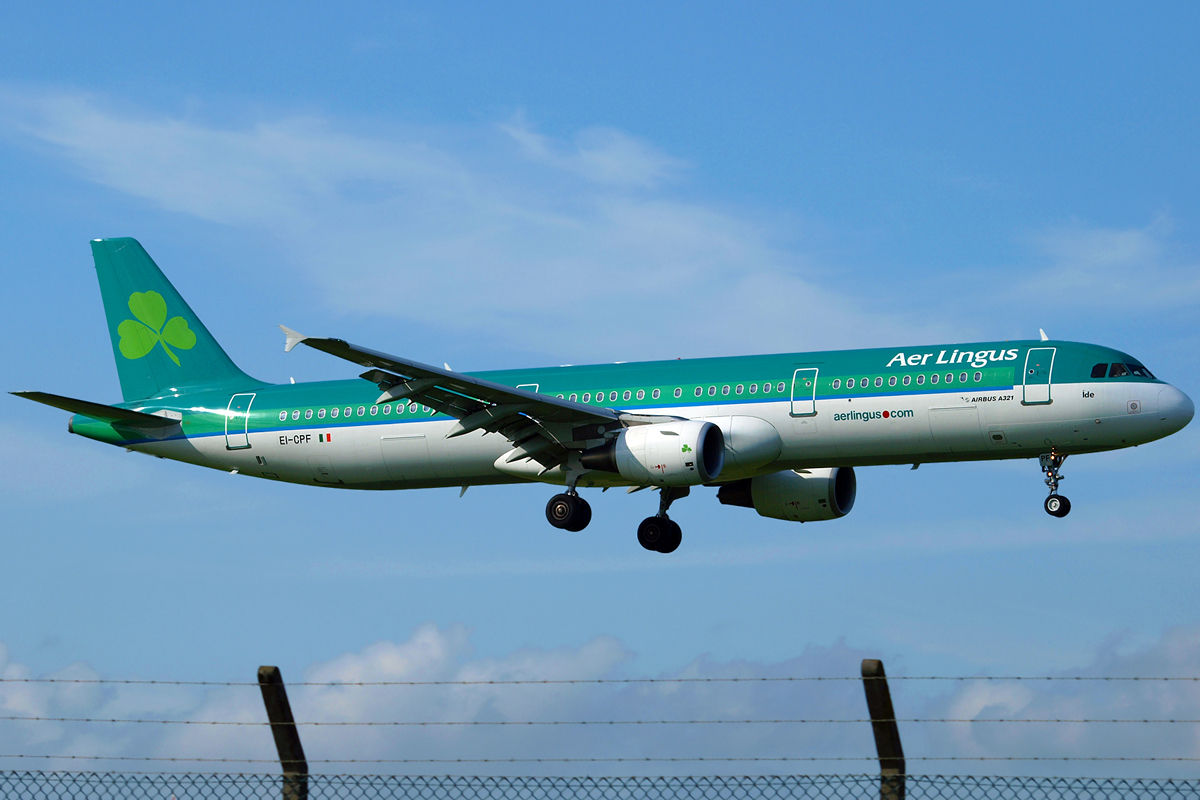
[1039,328,1049,342]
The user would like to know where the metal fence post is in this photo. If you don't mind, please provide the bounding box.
[861,659,904,800]
[258,666,308,800]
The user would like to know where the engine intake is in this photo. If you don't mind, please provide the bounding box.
[717,467,856,522]
[581,420,724,486]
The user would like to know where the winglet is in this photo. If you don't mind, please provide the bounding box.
[1039,328,1049,342]
[279,325,308,353]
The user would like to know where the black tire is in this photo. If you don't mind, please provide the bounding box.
[546,493,580,529]
[1044,495,1071,518]
[658,520,683,554]
[637,516,667,551]
[564,499,592,532]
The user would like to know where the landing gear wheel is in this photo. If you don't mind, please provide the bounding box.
[1044,495,1071,518]
[658,520,682,553]
[546,493,590,530]
[564,499,592,532]
[637,516,668,551]
[637,516,682,553]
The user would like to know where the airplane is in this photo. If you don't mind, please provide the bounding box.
[14,238,1195,553]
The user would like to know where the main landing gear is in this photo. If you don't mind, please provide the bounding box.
[1040,452,1071,518]
[546,492,592,532]
[544,484,688,554]
[637,487,687,554]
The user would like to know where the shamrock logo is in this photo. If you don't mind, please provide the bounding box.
[681,444,693,453]
[117,291,196,366]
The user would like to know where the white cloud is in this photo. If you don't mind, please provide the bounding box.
[1017,215,1200,311]
[0,87,931,361]
[500,115,687,188]
[3,623,1200,776]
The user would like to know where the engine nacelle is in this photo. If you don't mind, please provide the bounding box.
[581,420,724,486]
[717,467,856,522]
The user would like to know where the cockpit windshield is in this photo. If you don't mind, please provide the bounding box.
[1104,362,1155,379]
[1127,363,1155,379]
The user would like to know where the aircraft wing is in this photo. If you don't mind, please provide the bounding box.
[280,327,625,468]
[12,391,178,428]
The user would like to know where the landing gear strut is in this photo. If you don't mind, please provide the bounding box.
[637,487,687,553]
[1039,452,1071,518]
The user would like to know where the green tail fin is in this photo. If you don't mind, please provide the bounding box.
[91,238,258,401]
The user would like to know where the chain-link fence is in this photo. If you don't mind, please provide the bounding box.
[2,772,1200,800]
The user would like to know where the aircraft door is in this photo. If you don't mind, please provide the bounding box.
[790,368,818,416]
[1022,348,1056,405]
[225,393,255,449]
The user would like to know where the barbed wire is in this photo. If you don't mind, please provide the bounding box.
[2,675,1197,687]
[3,715,1199,726]
[1,753,1198,764]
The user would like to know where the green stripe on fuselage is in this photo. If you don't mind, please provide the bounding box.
[73,339,1163,446]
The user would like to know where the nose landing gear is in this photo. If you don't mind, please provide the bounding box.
[1040,452,1071,517]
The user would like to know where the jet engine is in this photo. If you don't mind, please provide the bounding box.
[716,467,856,522]
[581,420,724,486]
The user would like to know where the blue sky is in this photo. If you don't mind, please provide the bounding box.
[2,2,1199,776]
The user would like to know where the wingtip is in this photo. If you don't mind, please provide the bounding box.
[279,325,308,353]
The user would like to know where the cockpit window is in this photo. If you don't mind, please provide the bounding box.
[1090,363,1107,379]
[1127,363,1155,379]
[1108,363,1130,378]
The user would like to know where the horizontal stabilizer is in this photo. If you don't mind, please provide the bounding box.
[12,391,177,428]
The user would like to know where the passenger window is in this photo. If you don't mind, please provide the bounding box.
[637,389,645,400]
[916,375,925,385]
[357,406,365,416]
[874,377,883,388]
[777,382,785,392]
[903,375,911,386]
[832,379,842,389]
[722,385,730,396]
[382,404,390,414]
[749,384,757,394]
[888,376,897,387]
[695,387,703,397]
[331,407,339,418]
[945,373,953,384]
[408,402,418,413]
[344,407,352,417]
[959,372,968,383]
[370,405,378,416]
[1109,363,1130,378]
[931,374,939,384]
[847,378,855,389]
[318,408,326,419]
[973,372,982,382]
[735,384,743,395]
[708,386,716,396]
[652,389,660,400]
[582,393,590,403]
[1091,363,1108,379]
[278,411,287,421]
[305,409,313,420]
[609,391,618,402]
[623,390,632,401]
[292,410,300,420]
[569,393,577,402]
[860,378,868,388]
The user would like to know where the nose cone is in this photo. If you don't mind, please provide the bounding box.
[1158,385,1195,436]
